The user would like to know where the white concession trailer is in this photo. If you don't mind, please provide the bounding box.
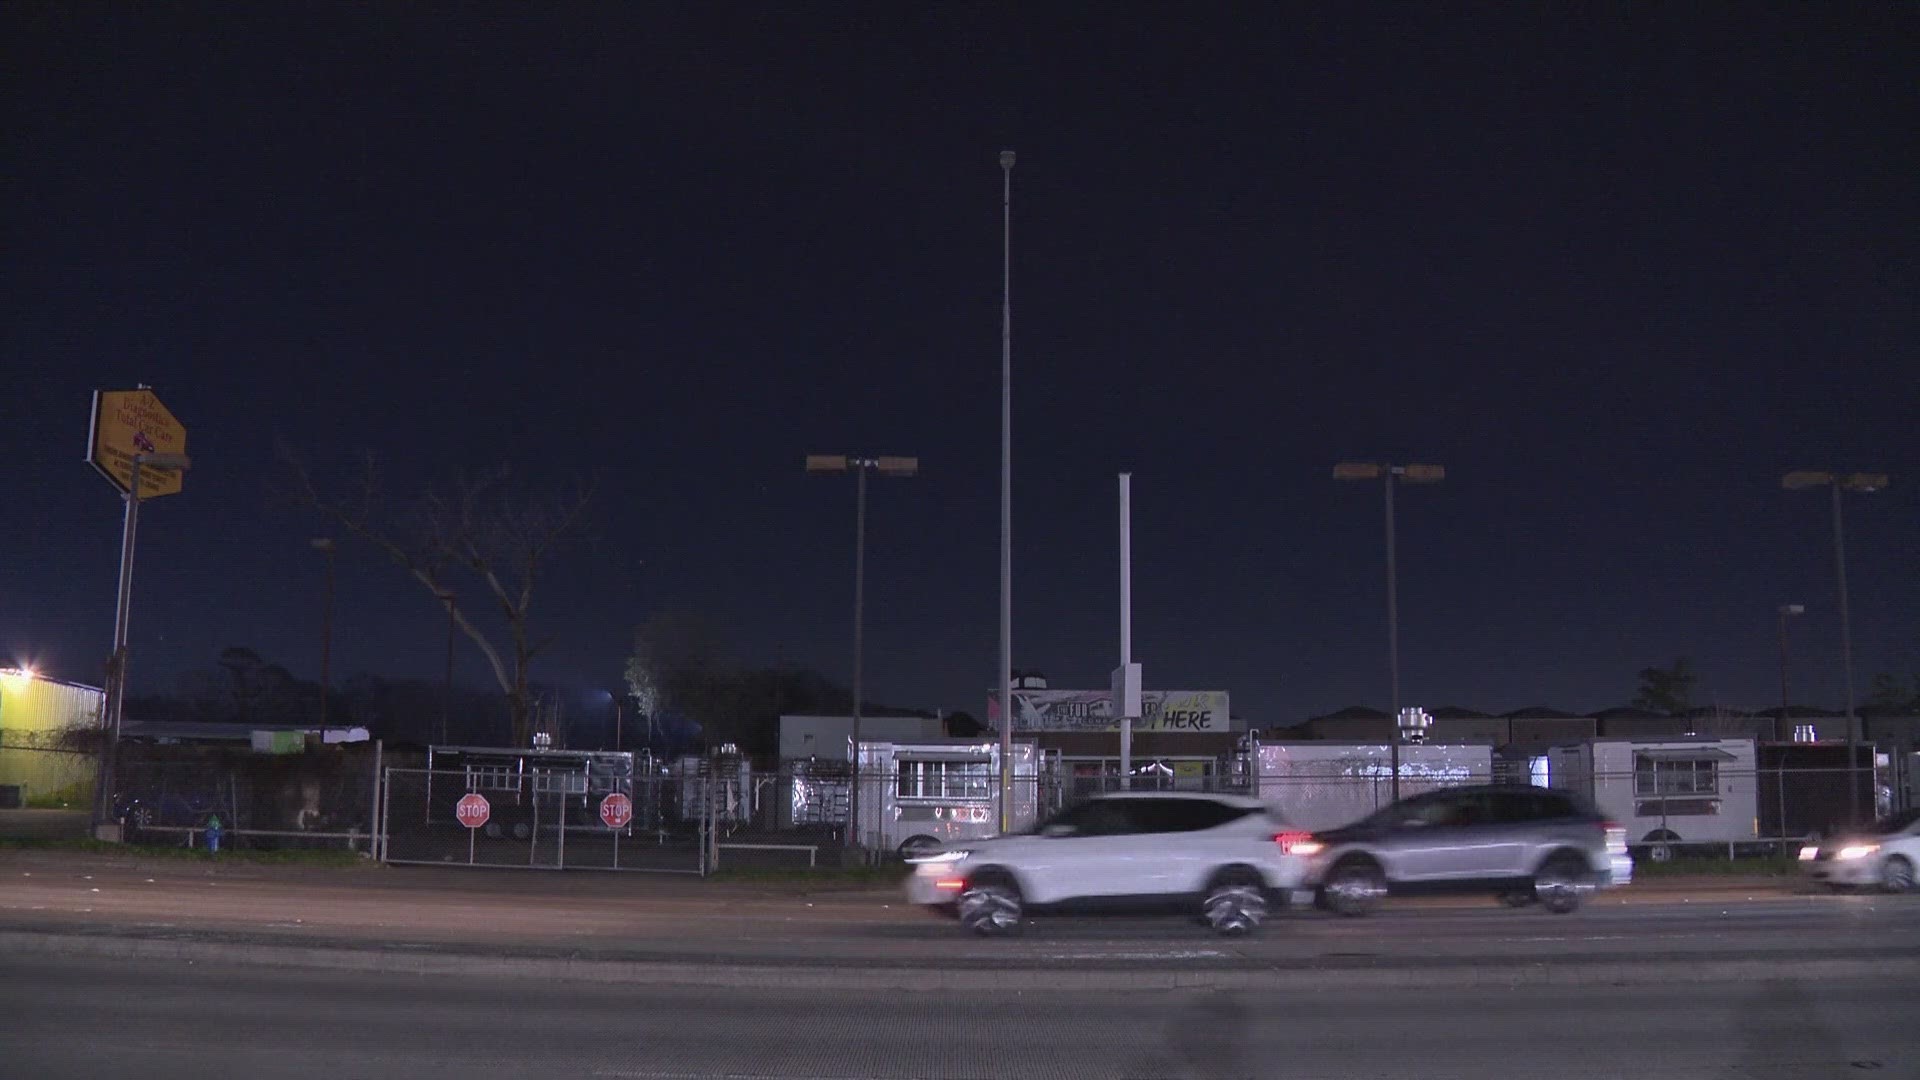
[1548,737,1758,857]
[853,739,1044,856]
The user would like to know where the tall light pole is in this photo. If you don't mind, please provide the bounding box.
[436,589,456,745]
[807,453,919,852]
[91,450,192,833]
[1333,461,1444,801]
[997,149,1018,831]
[1784,470,1888,825]
[310,538,337,732]
[1776,603,1804,742]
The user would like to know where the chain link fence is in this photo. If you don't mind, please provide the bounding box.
[110,741,383,851]
[379,767,705,872]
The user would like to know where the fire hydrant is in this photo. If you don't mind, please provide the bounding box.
[205,814,223,854]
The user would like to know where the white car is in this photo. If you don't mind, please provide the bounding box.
[1801,808,1920,893]
[904,791,1315,936]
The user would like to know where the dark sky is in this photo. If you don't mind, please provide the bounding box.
[5,3,1916,725]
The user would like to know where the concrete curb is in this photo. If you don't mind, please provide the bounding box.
[5,928,1913,992]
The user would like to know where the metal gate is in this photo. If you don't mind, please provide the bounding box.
[379,767,707,873]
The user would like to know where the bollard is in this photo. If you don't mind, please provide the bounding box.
[205,814,223,854]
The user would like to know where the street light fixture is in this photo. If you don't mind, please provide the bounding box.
[1775,604,1804,742]
[807,453,919,854]
[1782,469,1888,825]
[1334,461,1445,801]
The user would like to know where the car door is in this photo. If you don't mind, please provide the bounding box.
[1125,797,1241,896]
[1021,798,1148,903]
[1390,791,1521,882]
[1365,793,1465,884]
[1164,799,1271,894]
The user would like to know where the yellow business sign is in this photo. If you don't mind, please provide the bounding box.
[87,388,189,499]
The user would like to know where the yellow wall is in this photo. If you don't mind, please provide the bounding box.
[0,673,104,803]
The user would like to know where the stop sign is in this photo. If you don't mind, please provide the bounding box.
[455,793,491,829]
[599,792,634,829]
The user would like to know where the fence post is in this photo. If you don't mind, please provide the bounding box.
[1777,764,1787,848]
[368,740,383,858]
[379,768,392,863]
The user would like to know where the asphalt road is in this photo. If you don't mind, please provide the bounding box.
[4,853,1918,973]
[2,954,1913,1080]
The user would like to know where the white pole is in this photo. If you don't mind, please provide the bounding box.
[1119,473,1133,790]
[998,149,1016,831]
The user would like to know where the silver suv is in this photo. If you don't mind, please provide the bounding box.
[1300,785,1632,916]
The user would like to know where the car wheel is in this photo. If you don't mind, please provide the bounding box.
[957,871,1023,937]
[1534,853,1595,915]
[1323,859,1386,918]
[1202,869,1268,937]
[898,835,943,860]
[1883,856,1916,894]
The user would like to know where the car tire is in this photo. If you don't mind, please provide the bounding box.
[1201,869,1268,937]
[1883,856,1916,895]
[898,835,943,860]
[958,870,1023,937]
[1323,859,1386,918]
[1533,853,1595,915]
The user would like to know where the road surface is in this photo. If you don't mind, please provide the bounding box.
[2,953,1913,1079]
[6,852,1915,976]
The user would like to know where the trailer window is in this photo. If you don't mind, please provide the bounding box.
[467,765,518,792]
[896,760,993,800]
[532,770,588,796]
[1634,756,1719,797]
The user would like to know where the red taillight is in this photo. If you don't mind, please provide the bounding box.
[1275,831,1324,857]
[935,879,966,891]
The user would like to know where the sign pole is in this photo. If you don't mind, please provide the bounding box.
[1119,473,1133,791]
[91,464,143,834]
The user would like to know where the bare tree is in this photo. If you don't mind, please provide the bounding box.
[285,449,593,748]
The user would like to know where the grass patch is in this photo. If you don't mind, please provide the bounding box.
[705,863,910,889]
[1633,854,1800,877]
[0,837,371,868]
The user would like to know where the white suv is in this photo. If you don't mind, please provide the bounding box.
[904,792,1314,936]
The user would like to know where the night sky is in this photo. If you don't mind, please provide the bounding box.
[6,4,1916,726]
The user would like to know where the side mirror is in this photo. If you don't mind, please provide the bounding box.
[1042,823,1077,838]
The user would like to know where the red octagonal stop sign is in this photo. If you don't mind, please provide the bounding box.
[455,792,491,829]
[599,792,634,829]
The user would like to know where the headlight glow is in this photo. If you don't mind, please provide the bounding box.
[1798,845,1819,861]
[907,849,971,865]
[1836,844,1879,861]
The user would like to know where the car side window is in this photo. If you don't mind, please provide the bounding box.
[1393,795,1459,828]
[1450,793,1498,827]
[1068,799,1137,837]
[1492,791,1578,823]
[1131,799,1253,834]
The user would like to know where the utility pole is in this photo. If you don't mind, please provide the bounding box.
[311,539,337,731]
[1116,473,1141,791]
[998,148,1016,830]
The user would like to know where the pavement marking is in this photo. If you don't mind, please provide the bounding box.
[595,1074,985,1080]
[1040,949,1228,960]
